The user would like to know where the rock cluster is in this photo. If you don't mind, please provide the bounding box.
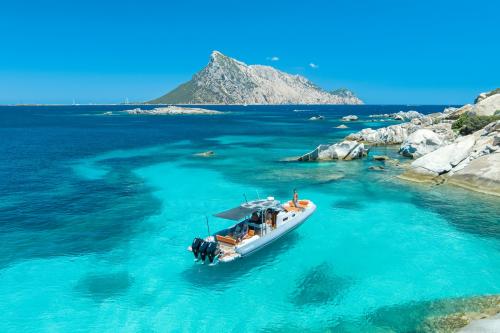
[299,88,500,196]
[369,110,424,121]
[298,141,367,161]
[403,120,500,195]
[346,122,418,145]
[346,113,455,150]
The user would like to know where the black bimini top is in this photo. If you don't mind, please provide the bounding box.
[214,199,280,221]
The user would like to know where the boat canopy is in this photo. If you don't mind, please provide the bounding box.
[214,199,280,221]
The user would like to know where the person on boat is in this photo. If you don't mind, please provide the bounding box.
[250,212,260,223]
[293,189,299,207]
[293,189,305,211]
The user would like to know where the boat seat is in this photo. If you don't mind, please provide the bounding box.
[285,201,301,212]
[290,200,310,207]
[216,234,237,245]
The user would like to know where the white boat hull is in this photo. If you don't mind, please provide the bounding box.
[189,198,317,265]
[235,202,316,257]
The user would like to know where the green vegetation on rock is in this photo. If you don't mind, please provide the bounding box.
[452,113,500,135]
[149,81,197,104]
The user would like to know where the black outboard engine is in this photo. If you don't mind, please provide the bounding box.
[198,240,210,262]
[191,237,203,259]
[206,242,220,264]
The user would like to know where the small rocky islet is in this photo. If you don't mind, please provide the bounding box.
[299,89,500,197]
[123,105,224,115]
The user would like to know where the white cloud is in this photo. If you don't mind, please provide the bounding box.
[309,63,319,69]
[267,56,280,61]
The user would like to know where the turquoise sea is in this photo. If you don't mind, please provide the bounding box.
[1,105,499,332]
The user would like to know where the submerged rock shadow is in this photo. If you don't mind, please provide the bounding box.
[411,189,500,240]
[181,233,300,290]
[289,262,352,307]
[75,271,134,302]
[331,199,365,211]
[334,294,500,333]
[0,170,162,270]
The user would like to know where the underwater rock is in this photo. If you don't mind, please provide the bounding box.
[75,271,133,301]
[290,262,350,306]
[373,155,390,161]
[366,294,500,333]
[368,165,385,171]
[331,199,364,210]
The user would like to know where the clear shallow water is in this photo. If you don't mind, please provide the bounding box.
[0,105,499,332]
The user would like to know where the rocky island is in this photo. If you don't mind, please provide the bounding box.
[299,89,500,196]
[124,105,223,115]
[148,51,363,105]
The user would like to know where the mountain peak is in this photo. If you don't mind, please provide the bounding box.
[210,50,224,60]
[148,52,363,105]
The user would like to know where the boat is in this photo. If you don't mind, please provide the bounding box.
[188,196,316,265]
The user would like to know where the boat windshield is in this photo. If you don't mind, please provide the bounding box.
[214,199,280,221]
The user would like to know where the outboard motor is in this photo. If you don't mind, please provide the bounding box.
[198,240,210,262]
[191,237,203,259]
[206,242,220,264]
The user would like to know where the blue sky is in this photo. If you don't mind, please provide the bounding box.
[0,0,498,104]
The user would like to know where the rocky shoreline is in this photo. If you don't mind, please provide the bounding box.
[298,89,500,196]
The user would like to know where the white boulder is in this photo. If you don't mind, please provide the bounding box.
[341,115,358,121]
[410,135,476,176]
[392,110,424,121]
[450,153,500,196]
[471,93,500,116]
[399,129,445,158]
[298,140,366,161]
